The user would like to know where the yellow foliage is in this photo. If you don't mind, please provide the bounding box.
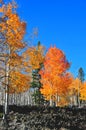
[69,78,82,96]
[9,71,30,93]
[57,96,69,107]
[0,1,30,94]
[23,44,45,71]
[80,82,86,100]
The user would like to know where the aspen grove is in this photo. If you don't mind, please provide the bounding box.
[0,0,86,114]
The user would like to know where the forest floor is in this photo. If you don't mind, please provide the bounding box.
[0,105,86,130]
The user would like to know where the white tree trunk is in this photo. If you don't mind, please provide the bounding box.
[55,94,60,107]
[50,95,53,106]
[78,85,80,107]
[73,95,77,106]
[4,64,9,115]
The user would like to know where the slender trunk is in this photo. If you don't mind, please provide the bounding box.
[3,45,10,129]
[55,94,60,107]
[50,95,53,106]
[28,89,31,105]
[73,95,77,106]
[3,63,9,118]
[5,85,9,115]
[2,90,4,106]
[70,96,73,107]
[19,93,21,105]
[78,85,80,107]
[5,63,9,113]
[34,88,36,105]
[15,93,17,105]
[3,63,9,129]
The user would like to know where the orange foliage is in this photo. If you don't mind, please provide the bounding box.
[39,46,72,106]
[44,47,70,75]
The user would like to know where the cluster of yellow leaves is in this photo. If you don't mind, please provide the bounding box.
[80,82,86,100]
[57,96,70,107]
[69,78,81,96]
[9,71,30,93]
[8,53,22,67]
[0,2,26,50]
[23,44,45,71]
[66,77,86,105]
[0,1,30,94]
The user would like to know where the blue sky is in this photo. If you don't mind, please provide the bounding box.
[5,0,86,78]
